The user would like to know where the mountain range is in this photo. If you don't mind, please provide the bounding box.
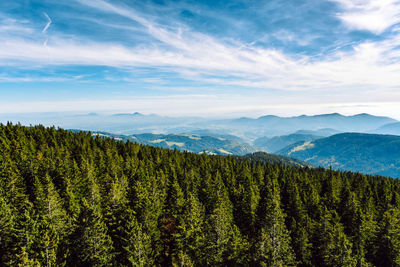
[4,112,400,178]
[219,113,396,139]
[2,112,397,141]
[277,133,400,178]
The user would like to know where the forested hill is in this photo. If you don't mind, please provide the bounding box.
[90,131,255,156]
[278,133,400,178]
[1,124,400,266]
[240,152,312,168]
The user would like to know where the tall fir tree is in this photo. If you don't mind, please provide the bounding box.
[256,174,296,267]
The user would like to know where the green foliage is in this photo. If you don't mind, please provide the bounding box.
[312,209,356,267]
[373,208,400,267]
[1,123,400,266]
[256,175,296,266]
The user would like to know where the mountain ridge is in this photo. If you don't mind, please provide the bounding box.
[2,112,397,141]
[90,131,256,156]
[277,132,400,178]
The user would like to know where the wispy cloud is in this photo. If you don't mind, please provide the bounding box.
[2,20,398,92]
[1,0,400,116]
[0,17,34,35]
[0,74,84,83]
[42,12,52,33]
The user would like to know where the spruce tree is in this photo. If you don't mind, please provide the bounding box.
[175,192,206,265]
[256,175,295,266]
[373,208,400,267]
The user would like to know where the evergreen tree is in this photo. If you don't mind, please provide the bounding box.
[373,208,400,267]
[69,198,114,266]
[256,175,295,266]
[1,123,400,266]
[205,182,247,265]
[313,209,356,267]
[124,216,153,266]
[33,174,70,266]
[175,192,206,265]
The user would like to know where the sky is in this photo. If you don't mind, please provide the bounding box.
[1,0,400,118]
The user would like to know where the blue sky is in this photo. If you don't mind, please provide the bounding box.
[1,0,400,118]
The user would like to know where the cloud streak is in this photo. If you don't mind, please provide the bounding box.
[42,12,52,33]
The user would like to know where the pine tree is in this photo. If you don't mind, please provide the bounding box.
[123,216,153,266]
[68,171,114,266]
[339,186,376,266]
[103,174,135,266]
[205,181,247,265]
[283,174,312,266]
[175,192,206,265]
[373,208,400,267]
[33,173,70,266]
[233,163,260,236]
[133,168,166,263]
[313,209,356,267]
[256,175,295,267]
[69,198,114,266]
[0,157,40,265]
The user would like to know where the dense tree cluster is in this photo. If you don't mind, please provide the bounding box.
[1,123,400,266]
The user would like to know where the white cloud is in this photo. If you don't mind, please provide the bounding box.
[1,0,400,113]
[1,21,400,93]
[0,18,34,35]
[333,0,400,34]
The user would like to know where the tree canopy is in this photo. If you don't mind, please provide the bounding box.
[1,123,400,266]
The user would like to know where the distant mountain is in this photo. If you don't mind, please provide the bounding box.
[277,133,400,178]
[91,131,255,155]
[372,122,400,136]
[241,152,312,168]
[294,128,339,137]
[214,113,397,140]
[272,113,392,131]
[253,133,323,153]
[3,112,396,142]
[188,129,246,143]
[112,112,144,117]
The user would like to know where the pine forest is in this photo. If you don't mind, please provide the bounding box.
[1,123,400,267]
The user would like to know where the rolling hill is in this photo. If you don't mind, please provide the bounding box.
[91,132,256,155]
[293,128,339,137]
[372,122,400,136]
[278,133,400,178]
[240,152,312,167]
[253,133,323,153]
